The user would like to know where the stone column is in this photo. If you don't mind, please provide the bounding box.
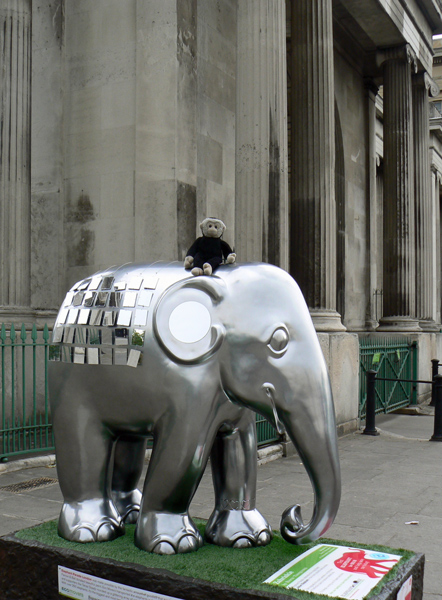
[413,72,439,330]
[431,168,442,326]
[0,0,32,307]
[378,45,420,331]
[235,0,289,270]
[365,80,380,330]
[289,0,344,331]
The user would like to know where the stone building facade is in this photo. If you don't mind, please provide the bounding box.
[2,0,442,431]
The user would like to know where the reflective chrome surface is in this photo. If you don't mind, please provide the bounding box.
[49,262,340,554]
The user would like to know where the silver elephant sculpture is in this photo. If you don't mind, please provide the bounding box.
[48,261,341,555]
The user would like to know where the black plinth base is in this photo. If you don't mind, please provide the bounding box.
[0,532,425,600]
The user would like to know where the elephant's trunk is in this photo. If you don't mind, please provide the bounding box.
[279,375,341,545]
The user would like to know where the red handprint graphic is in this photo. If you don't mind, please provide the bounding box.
[334,549,397,579]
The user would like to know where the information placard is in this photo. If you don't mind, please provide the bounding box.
[58,566,183,600]
[264,544,401,599]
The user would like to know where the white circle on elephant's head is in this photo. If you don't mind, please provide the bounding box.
[168,302,212,343]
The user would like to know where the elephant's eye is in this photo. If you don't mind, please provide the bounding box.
[268,327,289,356]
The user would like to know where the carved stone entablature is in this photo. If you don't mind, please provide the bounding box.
[413,71,440,97]
[377,44,418,73]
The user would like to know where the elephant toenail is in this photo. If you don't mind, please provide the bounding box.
[257,531,272,546]
[233,537,253,549]
[97,522,121,542]
[72,528,95,543]
[153,541,176,555]
[177,535,199,553]
[123,509,139,524]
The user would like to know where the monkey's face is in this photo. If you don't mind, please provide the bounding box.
[200,218,225,238]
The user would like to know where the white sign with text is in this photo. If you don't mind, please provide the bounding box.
[58,566,183,600]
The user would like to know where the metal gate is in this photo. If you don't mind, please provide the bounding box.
[0,324,54,461]
[256,413,279,447]
[359,337,418,418]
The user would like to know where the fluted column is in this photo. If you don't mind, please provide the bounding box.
[0,0,31,307]
[413,72,439,330]
[431,168,442,326]
[378,45,419,331]
[235,0,289,270]
[289,0,344,331]
[365,80,380,330]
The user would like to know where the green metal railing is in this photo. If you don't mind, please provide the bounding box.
[256,413,279,447]
[359,337,418,418]
[0,322,279,461]
[0,324,54,461]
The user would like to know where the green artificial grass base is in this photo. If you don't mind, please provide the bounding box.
[16,520,414,600]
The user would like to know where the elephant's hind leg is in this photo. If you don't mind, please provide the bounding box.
[205,410,273,548]
[111,435,147,524]
[54,409,124,543]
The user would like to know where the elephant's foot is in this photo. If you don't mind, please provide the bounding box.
[112,489,142,524]
[58,499,124,543]
[205,508,273,548]
[135,511,203,554]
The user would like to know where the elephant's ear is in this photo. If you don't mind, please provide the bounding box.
[153,277,226,364]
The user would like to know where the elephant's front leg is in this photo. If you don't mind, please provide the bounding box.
[205,409,273,548]
[54,410,124,543]
[135,416,216,555]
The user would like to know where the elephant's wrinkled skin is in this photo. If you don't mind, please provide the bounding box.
[49,262,341,554]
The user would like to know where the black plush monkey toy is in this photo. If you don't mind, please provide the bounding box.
[184,217,236,276]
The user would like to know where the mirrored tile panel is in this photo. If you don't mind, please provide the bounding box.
[114,348,127,365]
[138,290,153,308]
[74,347,86,364]
[109,292,122,307]
[67,309,79,325]
[100,348,112,365]
[64,328,75,344]
[114,281,127,291]
[64,292,74,307]
[89,328,101,345]
[76,328,86,344]
[84,292,96,307]
[101,329,113,345]
[95,292,109,307]
[132,329,145,347]
[89,276,102,290]
[62,347,72,363]
[134,309,148,327]
[89,309,103,326]
[127,349,141,368]
[78,309,90,325]
[115,328,129,345]
[73,292,85,306]
[102,276,115,290]
[103,311,116,326]
[129,277,143,290]
[87,347,99,365]
[52,326,64,343]
[143,276,158,289]
[57,308,69,325]
[78,279,91,291]
[123,291,137,308]
[117,310,132,327]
